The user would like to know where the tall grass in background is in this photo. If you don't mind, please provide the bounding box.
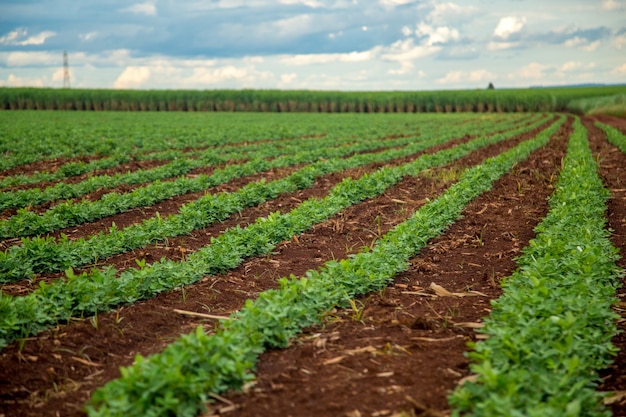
[567,93,626,118]
[1,85,625,113]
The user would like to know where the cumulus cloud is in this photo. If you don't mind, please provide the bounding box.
[381,38,441,74]
[281,48,380,66]
[517,62,549,80]
[612,63,626,74]
[0,28,56,46]
[114,66,151,89]
[487,41,519,51]
[560,61,595,71]
[613,33,626,49]
[564,36,601,51]
[280,0,324,7]
[120,2,157,16]
[4,51,60,67]
[602,0,624,10]
[379,0,417,6]
[0,74,46,87]
[280,73,297,83]
[493,16,526,40]
[426,2,479,26]
[415,23,460,46]
[436,69,494,85]
[79,32,98,42]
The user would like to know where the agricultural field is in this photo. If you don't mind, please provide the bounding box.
[1,111,626,417]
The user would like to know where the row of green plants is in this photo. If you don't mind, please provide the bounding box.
[3,111,434,171]
[0,127,366,210]
[0,112,535,209]
[0,114,541,238]
[85,115,565,417]
[0,128,340,190]
[0,114,548,282]
[2,86,625,113]
[0,116,563,348]
[450,118,623,416]
[597,121,626,153]
[0,133,416,238]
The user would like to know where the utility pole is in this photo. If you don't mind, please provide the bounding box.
[63,50,70,88]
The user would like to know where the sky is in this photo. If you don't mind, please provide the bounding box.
[0,0,625,91]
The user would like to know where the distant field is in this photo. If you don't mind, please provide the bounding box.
[1,85,626,113]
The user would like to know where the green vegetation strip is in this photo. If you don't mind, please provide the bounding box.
[449,118,623,416]
[85,116,563,417]
[0,115,547,282]
[0,130,360,211]
[0,117,561,349]
[0,114,535,208]
[596,121,626,153]
[0,131,425,239]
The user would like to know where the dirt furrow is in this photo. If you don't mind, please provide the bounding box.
[213,120,571,417]
[0,119,562,417]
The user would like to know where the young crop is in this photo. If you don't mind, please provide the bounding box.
[0,114,546,282]
[0,115,561,348]
[596,121,626,154]
[449,118,623,416]
[86,114,563,417]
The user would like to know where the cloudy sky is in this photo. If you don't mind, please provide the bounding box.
[0,0,625,90]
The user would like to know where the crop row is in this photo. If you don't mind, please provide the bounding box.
[0,114,537,238]
[0,113,534,209]
[450,118,623,416]
[0,114,548,282]
[0,116,563,349]
[0,131,420,238]
[0,128,369,210]
[2,112,511,172]
[84,114,565,417]
[597,121,626,153]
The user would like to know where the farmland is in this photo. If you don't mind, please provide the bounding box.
[1,110,626,417]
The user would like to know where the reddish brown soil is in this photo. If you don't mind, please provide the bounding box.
[2,116,625,417]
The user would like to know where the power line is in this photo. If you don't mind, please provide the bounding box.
[63,50,70,88]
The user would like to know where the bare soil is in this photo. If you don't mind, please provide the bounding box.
[1,116,626,417]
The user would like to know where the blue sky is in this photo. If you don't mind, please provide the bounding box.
[0,0,625,90]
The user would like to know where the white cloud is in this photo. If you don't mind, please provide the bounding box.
[381,38,440,74]
[517,62,549,80]
[612,63,626,74]
[281,48,380,66]
[113,66,151,89]
[487,41,519,51]
[415,23,459,46]
[79,32,98,42]
[280,0,324,7]
[614,33,626,49]
[4,51,60,66]
[560,61,596,71]
[436,69,494,85]
[602,0,624,10]
[493,16,526,40]
[583,41,601,51]
[378,0,417,6]
[426,2,479,26]
[121,2,157,16]
[280,73,297,83]
[563,36,586,48]
[0,74,45,87]
[0,28,56,46]
[0,28,25,45]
